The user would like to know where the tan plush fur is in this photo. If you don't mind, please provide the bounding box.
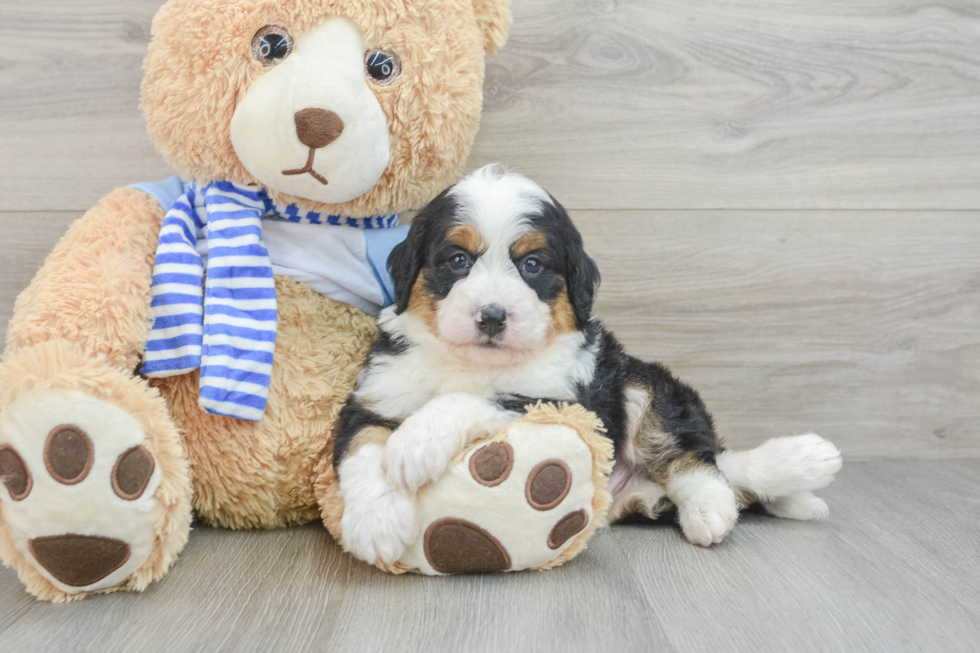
[5,187,164,370]
[0,340,192,602]
[153,279,377,529]
[143,0,507,218]
[0,0,517,600]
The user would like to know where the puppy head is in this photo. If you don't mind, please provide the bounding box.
[388,165,600,364]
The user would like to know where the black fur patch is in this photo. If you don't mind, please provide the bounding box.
[369,328,410,358]
[526,195,601,329]
[387,190,461,313]
[422,244,474,301]
[495,394,564,413]
[513,247,565,304]
[332,399,402,469]
[569,322,718,460]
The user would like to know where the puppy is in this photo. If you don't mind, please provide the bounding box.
[333,165,842,565]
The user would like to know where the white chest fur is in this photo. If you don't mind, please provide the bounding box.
[355,312,598,420]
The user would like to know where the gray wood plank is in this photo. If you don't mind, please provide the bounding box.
[3,1,980,211]
[0,212,78,338]
[613,461,980,653]
[3,460,980,652]
[0,526,673,653]
[316,531,672,653]
[471,0,980,209]
[827,459,980,613]
[0,568,39,633]
[575,210,980,459]
[0,1,172,212]
[2,210,978,459]
[0,525,353,652]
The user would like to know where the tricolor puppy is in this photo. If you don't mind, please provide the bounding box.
[334,165,842,565]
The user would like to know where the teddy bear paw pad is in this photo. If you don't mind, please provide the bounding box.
[0,390,162,593]
[400,422,598,574]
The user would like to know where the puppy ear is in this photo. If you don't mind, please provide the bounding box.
[546,194,600,329]
[472,0,512,55]
[387,189,455,313]
[388,221,428,314]
[566,243,601,329]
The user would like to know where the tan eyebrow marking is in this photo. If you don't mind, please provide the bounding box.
[511,231,547,258]
[446,224,483,253]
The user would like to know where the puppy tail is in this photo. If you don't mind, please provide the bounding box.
[717,434,842,521]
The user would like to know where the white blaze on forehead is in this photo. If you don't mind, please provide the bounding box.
[448,165,552,250]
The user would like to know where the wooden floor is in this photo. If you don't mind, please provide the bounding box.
[1,0,979,651]
[1,460,979,652]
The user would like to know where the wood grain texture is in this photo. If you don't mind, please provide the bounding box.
[472,0,980,209]
[577,210,980,459]
[2,1,980,210]
[3,210,976,458]
[0,1,169,212]
[615,461,980,652]
[1,1,978,650]
[2,460,980,652]
[826,459,980,614]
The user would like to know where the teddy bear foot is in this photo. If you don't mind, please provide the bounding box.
[396,404,613,575]
[0,340,192,601]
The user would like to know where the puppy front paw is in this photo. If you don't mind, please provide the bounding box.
[339,445,417,565]
[384,414,461,493]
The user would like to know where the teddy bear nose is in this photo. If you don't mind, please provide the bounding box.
[294,108,345,149]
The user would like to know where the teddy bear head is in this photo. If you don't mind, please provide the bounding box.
[142,0,511,217]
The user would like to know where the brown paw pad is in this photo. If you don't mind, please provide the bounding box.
[424,518,512,574]
[525,459,571,511]
[29,534,131,587]
[469,442,513,487]
[112,446,155,500]
[548,509,588,549]
[44,425,93,485]
[0,445,32,501]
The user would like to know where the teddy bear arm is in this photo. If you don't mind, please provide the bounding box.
[0,187,196,601]
[5,187,165,371]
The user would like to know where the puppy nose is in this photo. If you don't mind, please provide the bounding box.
[477,306,507,337]
[294,108,344,149]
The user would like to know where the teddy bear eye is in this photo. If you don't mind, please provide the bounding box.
[252,26,293,66]
[364,49,401,86]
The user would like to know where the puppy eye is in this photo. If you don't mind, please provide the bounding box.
[365,49,401,86]
[448,252,471,271]
[521,256,542,276]
[252,26,293,66]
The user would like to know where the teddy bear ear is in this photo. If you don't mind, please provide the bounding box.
[472,0,513,55]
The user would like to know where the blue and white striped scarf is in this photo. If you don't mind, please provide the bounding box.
[140,180,397,422]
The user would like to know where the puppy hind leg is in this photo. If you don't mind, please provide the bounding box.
[717,433,842,502]
[763,491,830,521]
[662,455,739,547]
[607,475,670,523]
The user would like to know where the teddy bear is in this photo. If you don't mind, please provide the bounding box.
[0,0,843,600]
[0,0,615,602]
